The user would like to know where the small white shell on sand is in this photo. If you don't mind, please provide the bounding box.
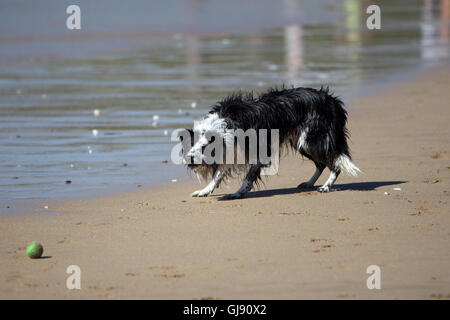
[384,192,390,195]
[392,187,402,191]
[191,102,197,109]
[93,109,100,116]
[163,130,168,136]
[92,129,99,137]
[153,115,160,121]
[171,179,177,182]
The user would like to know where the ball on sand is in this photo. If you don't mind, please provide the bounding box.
[26,241,43,259]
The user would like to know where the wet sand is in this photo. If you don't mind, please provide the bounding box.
[1,66,449,299]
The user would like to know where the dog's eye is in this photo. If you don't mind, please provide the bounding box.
[209,136,216,143]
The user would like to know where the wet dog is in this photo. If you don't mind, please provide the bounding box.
[178,86,360,199]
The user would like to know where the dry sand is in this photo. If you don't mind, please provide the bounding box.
[1,67,449,299]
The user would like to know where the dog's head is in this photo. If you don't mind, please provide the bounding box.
[177,128,222,170]
[177,113,227,171]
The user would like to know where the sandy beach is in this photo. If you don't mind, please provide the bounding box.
[1,66,449,299]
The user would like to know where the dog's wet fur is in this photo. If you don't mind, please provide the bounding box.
[179,86,360,199]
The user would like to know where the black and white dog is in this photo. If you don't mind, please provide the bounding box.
[178,86,360,199]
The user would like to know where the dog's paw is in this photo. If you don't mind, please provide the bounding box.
[220,193,243,200]
[318,185,330,193]
[191,190,211,197]
[297,182,314,189]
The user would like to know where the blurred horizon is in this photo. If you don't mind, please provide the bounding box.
[0,0,341,65]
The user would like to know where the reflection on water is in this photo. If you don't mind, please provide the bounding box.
[422,0,450,59]
[0,0,449,204]
[284,25,303,80]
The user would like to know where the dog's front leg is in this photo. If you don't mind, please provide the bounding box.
[191,170,225,197]
[222,164,261,200]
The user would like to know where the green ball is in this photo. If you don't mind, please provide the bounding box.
[26,241,43,259]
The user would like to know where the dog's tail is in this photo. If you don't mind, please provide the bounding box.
[335,154,361,176]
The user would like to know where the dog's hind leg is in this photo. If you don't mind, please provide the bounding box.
[318,169,340,193]
[222,164,262,200]
[318,154,360,192]
[298,161,325,189]
[191,170,226,197]
[297,146,325,189]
